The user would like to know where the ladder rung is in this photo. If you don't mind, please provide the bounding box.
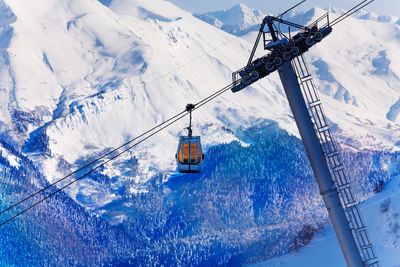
[318,125,330,132]
[325,151,339,158]
[367,261,379,267]
[355,227,368,233]
[326,151,339,158]
[334,169,347,177]
[360,244,373,250]
[352,223,366,231]
[308,100,321,108]
[331,164,344,171]
[338,184,351,190]
[300,74,312,81]
[344,201,357,208]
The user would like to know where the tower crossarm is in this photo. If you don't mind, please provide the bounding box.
[232,13,331,93]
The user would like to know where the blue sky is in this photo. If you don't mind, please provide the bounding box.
[167,0,400,17]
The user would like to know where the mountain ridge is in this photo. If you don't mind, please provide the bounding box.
[0,0,399,207]
[0,0,399,265]
[195,3,400,37]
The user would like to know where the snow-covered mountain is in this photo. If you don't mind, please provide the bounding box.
[194,3,267,36]
[197,4,400,148]
[195,4,400,36]
[1,0,399,193]
[355,9,400,25]
[0,0,400,265]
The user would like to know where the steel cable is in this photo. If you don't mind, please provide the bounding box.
[0,82,235,228]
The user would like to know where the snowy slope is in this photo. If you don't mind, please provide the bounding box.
[251,173,400,267]
[200,4,400,150]
[0,0,399,265]
[193,3,267,36]
[355,9,399,24]
[0,0,288,215]
[196,4,400,37]
[0,0,398,215]
[0,0,399,219]
[0,0,297,190]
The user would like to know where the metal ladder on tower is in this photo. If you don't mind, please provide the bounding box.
[291,54,380,267]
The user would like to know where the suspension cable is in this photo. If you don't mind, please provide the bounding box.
[0,81,236,228]
[0,109,187,217]
[0,30,241,219]
[0,112,188,228]
[0,0,375,229]
[330,0,374,27]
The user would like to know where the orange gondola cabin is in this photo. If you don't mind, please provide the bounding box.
[176,136,204,173]
[175,103,204,173]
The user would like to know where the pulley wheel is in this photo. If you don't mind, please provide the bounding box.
[282,52,291,61]
[314,32,323,41]
[242,76,251,85]
[291,46,300,56]
[265,62,274,71]
[250,71,259,80]
[306,37,314,46]
[274,57,283,66]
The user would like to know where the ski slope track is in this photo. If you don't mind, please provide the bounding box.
[0,0,399,265]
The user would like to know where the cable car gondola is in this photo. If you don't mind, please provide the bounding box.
[175,104,204,173]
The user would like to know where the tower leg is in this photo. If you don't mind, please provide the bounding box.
[277,61,364,267]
